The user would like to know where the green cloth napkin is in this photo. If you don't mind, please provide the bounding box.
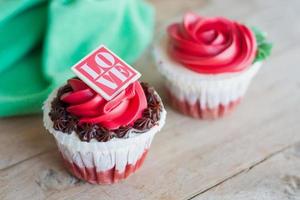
[0,0,154,117]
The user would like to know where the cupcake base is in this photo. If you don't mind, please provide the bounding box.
[167,88,241,119]
[61,150,148,184]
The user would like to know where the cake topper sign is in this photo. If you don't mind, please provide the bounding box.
[72,45,141,100]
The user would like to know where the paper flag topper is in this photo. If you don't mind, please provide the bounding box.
[72,45,141,100]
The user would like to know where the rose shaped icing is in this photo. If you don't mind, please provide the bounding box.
[60,78,147,130]
[167,13,257,74]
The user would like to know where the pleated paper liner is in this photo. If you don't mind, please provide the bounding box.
[167,88,241,119]
[61,149,149,184]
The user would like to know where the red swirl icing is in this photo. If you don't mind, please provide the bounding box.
[61,78,147,130]
[167,13,257,74]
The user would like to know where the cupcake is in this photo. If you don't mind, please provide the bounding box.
[154,13,272,119]
[43,78,166,184]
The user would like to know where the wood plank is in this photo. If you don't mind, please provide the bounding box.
[149,0,208,26]
[0,115,55,170]
[194,143,300,200]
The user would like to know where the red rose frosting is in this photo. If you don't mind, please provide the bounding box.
[167,13,257,74]
[60,78,147,130]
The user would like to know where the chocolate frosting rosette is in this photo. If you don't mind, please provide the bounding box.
[43,48,166,184]
[154,13,272,119]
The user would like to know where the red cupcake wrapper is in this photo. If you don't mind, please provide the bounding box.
[167,89,241,119]
[61,150,149,184]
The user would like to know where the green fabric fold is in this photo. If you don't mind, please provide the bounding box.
[0,0,154,117]
[0,0,48,74]
[0,49,53,116]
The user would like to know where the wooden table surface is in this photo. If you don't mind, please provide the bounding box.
[1,0,300,199]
